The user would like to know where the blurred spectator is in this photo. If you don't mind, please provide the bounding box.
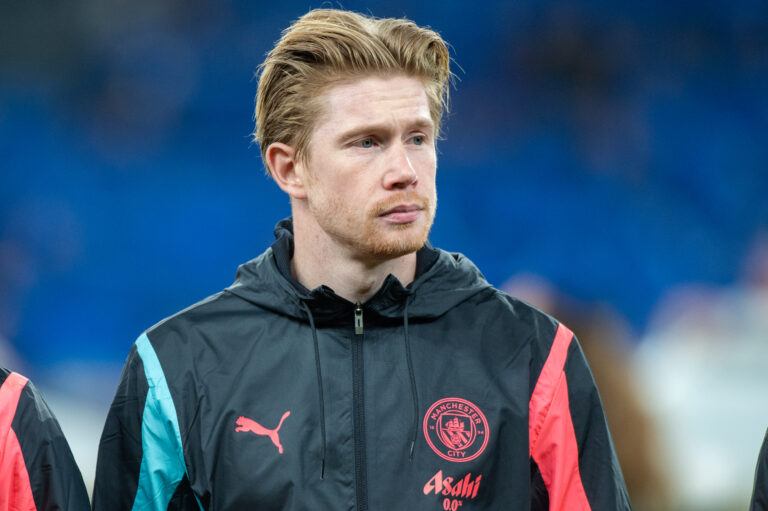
[634,231,768,510]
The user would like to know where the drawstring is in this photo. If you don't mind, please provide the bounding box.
[301,301,326,479]
[302,295,417,471]
[403,296,419,460]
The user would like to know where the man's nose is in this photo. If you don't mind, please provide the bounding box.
[382,144,418,190]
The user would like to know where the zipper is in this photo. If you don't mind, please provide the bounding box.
[354,302,364,335]
[352,302,368,511]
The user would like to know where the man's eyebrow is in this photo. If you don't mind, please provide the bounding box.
[336,119,434,142]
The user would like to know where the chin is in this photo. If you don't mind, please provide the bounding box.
[361,224,431,260]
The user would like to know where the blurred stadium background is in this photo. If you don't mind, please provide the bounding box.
[1,1,767,509]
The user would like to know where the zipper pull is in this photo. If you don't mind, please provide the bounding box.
[354,302,364,335]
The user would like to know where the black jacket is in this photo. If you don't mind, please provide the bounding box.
[93,218,630,510]
[0,368,90,511]
[751,428,768,511]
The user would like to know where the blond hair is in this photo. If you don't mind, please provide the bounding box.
[254,9,452,175]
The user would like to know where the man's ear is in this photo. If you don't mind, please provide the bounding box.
[266,142,308,200]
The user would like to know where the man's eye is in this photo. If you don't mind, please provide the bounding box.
[358,138,374,148]
[412,135,424,146]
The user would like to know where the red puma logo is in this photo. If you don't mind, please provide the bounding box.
[235,411,291,454]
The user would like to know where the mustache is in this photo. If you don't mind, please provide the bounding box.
[371,194,433,216]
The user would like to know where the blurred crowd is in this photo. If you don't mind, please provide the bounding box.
[1,1,766,509]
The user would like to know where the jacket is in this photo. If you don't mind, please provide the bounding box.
[93,218,631,510]
[751,428,768,511]
[0,368,90,511]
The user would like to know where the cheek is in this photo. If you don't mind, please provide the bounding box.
[415,147,437,171]
[332,175,370,206]
[415,153,437,185]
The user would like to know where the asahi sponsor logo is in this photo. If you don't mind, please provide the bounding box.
[423,470,482,509]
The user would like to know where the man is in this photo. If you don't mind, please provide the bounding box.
[93,9,630,510]
[0,368,90,511]
[751,429,768,510]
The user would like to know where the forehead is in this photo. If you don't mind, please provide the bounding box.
[315,75,433,134]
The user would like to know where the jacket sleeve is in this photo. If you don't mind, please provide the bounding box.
[751,428,768,511]
[92,344,148,510]
[92,335,200,511]
[529,323,631,511]
[0,369,91,511]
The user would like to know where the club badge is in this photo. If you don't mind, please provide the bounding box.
[423,397,488,462]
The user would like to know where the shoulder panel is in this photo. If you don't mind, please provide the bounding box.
[0,372,36,511]
[528,323,593,510]
[133,333,202,511]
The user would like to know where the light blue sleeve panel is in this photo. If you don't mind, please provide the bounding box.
[133,332,203,511]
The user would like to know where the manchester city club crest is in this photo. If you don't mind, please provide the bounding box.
[423,397,489,462]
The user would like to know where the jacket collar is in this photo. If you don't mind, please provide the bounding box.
[268,217,439,326]
[226,217,491,326]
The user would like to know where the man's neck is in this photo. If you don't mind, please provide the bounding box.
[291,218,417,304]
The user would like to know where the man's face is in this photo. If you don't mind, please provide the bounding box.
[298,74,437,262]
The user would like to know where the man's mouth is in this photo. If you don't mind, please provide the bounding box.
[379,204,423,224]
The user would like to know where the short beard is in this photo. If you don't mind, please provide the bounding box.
[309,191,436,262]
[361,194,436,260]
